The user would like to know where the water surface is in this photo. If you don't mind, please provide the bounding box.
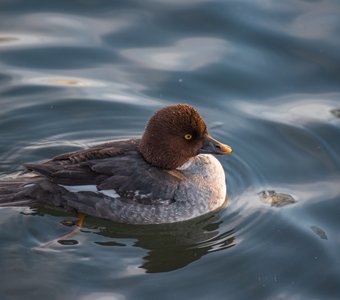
[1,0,340,299]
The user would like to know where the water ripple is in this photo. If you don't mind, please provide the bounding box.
[1,0,340,299]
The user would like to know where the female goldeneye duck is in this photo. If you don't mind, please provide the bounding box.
[0,104,232,224]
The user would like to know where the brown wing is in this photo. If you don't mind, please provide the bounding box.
[52,139,139,163]
[23,139,139,185]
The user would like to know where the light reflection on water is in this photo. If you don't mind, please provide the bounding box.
[0,0,340,299]
[121,37,229,71]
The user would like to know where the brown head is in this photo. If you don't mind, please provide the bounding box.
[139,104,232,169]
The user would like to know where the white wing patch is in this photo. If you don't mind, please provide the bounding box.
[60,184,120,199]
[24,184,36,188]
[60,185,98,193]
[133,190,152,200]
[99,189,120,198]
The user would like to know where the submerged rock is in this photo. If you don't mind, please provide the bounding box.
[310,225,328,240]
[57,239,79,245]
[258,190,296,207]
[331,109,340,118]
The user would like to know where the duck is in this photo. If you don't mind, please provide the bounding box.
[0,104,232,224]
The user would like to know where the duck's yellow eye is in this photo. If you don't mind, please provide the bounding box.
[184,134,192,140]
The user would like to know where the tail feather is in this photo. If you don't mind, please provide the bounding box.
[0,176,39,206]
[23,163,54,177]
[0,175,75,210]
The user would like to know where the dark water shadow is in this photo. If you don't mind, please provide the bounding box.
[32,204,236,273]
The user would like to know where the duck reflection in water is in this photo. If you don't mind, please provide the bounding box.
[31,205,236,273]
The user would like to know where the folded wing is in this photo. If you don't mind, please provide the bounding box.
[24,139,183,205]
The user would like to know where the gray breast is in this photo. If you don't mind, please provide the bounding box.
[173,154,227,220]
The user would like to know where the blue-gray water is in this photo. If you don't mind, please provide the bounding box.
[1,0,340,299]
